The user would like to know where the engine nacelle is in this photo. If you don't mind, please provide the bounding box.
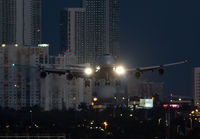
[40,71,47,78]
[158,68,164,75]
[135,71,141,79]
[66,73,74,80]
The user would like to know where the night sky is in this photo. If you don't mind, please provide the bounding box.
[42,0,200,97]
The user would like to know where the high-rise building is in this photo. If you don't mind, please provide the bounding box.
[83,0,120,63]
[0,0,42,46]
[194,67,200,107]
[127,80,164,99]
[60,0,120,64]
[40,52,92,111]
[0,44,49,110]
[60,8,86,64]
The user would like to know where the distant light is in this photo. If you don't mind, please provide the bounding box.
[196,109,198,112]
[191,111,194,114]
[115,66,125,75]
[120,114,123,117]
[12,63,15,67]
[103,121,108,129]
[178,98,182,102]
[163,104,180,108]
[14,44,18,47]
[122,97,125,100]
[66,50,70,52]
[14,84,17,87]
[1,44,6,47]
[38,44,49,47]
[90,121,94,125]
[170,93,173,97]
[5,125,10,129]
[130,114,133,117]
[169,104,180,108]
[84,67,93,75]
[93,97,98,102]
[158,118,162,125]
[163,104,168,108]
[114,96,117,100]
[91,102,94,106]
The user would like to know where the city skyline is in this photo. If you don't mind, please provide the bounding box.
[0,0,199,138]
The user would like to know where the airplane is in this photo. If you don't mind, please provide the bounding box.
[12,54,188,87]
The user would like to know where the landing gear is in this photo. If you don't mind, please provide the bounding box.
[95,81,100,86]
[85,80,90,87]
[105,80,110,86]
[115,80,121,86]
[40,71,47,78]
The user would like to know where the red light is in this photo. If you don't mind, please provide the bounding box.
[169,104,179,108]
[163,104,180,108]
[163,104,168,108]
[170,93,173,97]
[66,50,70,52]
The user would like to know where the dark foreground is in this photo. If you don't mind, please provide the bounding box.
[0,104,199,139]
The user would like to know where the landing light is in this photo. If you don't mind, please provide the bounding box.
[96,66,100,72]
[115,66,125,75]
[84,67,93,75]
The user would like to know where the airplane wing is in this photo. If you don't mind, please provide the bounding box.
[126,60,188,78]
[12,63,91,80]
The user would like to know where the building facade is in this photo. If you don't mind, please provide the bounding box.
[0,44,49,110]
[194,67,200,107]
[83,0,120,63]
[127,80,164,99]
[60,8,86,64]
[60,0,120,64]
[0,0,42,46]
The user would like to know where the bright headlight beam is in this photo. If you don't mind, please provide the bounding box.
[115,66,125,75]
[84,67,93,75]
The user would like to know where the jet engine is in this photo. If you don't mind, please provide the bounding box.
[158,68,164,75]
[40,71,47,78]
[135,71,141,79]
[66,73,74,80]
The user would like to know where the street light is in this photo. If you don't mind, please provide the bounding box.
[93,97,98,102]
[103,121,108,129]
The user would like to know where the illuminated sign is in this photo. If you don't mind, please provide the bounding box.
[139,99,153,108]
[163,104,180,108]
[38,44,49,47]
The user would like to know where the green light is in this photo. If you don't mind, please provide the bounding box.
[12,64,15,67]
